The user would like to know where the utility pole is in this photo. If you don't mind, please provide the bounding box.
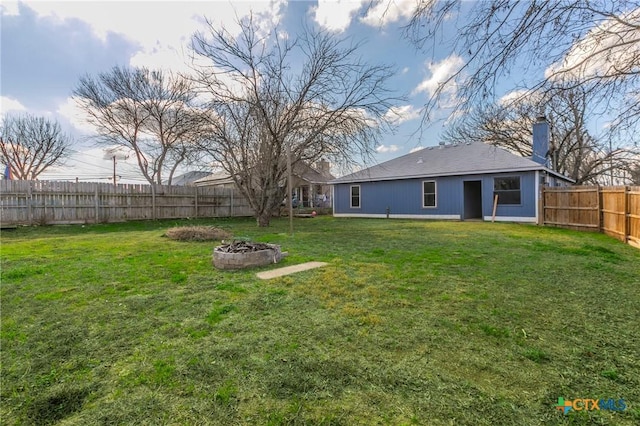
[112,155,117,186]
[104,147,128,186]
[287,141,293,235]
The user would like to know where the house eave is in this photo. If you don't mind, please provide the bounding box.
[330,166,573,185]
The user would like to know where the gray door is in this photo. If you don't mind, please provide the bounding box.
[463,181,483,220]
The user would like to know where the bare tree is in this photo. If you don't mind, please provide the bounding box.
[442,86,639,184]
[191,16,399,226]
[405,1,640,138]
[628,162,640,184]
[74,67,204,185]
[0,114,72,180]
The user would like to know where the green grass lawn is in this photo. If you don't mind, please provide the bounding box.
[1,217,639,425]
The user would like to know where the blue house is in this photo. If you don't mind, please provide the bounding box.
[331,121,572,223]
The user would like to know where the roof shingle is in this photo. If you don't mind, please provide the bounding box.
[331,142,564,183]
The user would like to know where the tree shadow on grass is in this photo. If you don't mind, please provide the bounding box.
[27,386,93,425]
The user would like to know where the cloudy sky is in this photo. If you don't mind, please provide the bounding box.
[0,0,577,182]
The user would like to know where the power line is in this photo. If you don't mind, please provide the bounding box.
[64,159,113,171]
[65,148,136,171]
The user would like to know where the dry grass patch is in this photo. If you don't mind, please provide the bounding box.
[164,226,231,242]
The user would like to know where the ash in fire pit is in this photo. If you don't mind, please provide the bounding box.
[213,240,287,270]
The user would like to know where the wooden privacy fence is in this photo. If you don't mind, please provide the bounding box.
[0,180,253,226]
[542,185,640,248]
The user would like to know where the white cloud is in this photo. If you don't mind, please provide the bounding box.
[498,90,529,106]
[0,96,27,114]
[409,146,424,153]
[376,144,399,153]
[361,0,417,27]
[129,45,192,73]
[18,1,287,72]
[497,90,544,110]
[312,0,367,33]
[414,54,464,97]
[384,104,421,125]
[56,97,96,135]
[545,7,640,81]
[0,1,19,16]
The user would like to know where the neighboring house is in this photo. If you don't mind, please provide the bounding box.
[291,160,334,208]
[331,120,573,223]
[164,171,211,186]
[192,171,236,189]
[194,160,335,208]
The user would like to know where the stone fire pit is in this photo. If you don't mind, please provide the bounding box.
[213,241,287,270]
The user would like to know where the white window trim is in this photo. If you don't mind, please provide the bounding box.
[350,185,361,209]
[422,180,437,208]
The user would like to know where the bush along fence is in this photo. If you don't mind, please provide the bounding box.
[0,180,253,226]
[542,185,640,249]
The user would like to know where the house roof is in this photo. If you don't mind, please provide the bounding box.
[330,142,572,184]
[293,162,335,184]
[193,162,335,187]
[193,171,235,186]
[165,171,211,186]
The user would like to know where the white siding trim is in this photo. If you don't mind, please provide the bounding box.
[334,213,535,222]
[331,185,335,209]
[333,213,461,220]
[483,216,537,223]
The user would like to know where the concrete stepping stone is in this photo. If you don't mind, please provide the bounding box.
[256,261,328,280]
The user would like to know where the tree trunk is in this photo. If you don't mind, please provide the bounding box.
[257,211,271,227]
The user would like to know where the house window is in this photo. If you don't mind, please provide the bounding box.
[422,180,436,208]
[494,176,521,205]
[350,185,361,208]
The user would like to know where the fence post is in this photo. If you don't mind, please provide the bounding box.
[42,182,48,225]
[75,181,80,223]
[597,185,602,233]
[28,181,33,226]
[151,184,156,220]
[194,186,198,219]
[94,185,99,224]
[538,185,545,226]
[624,186,630,245]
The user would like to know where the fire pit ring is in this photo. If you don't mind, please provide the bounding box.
[213,241,287,270]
